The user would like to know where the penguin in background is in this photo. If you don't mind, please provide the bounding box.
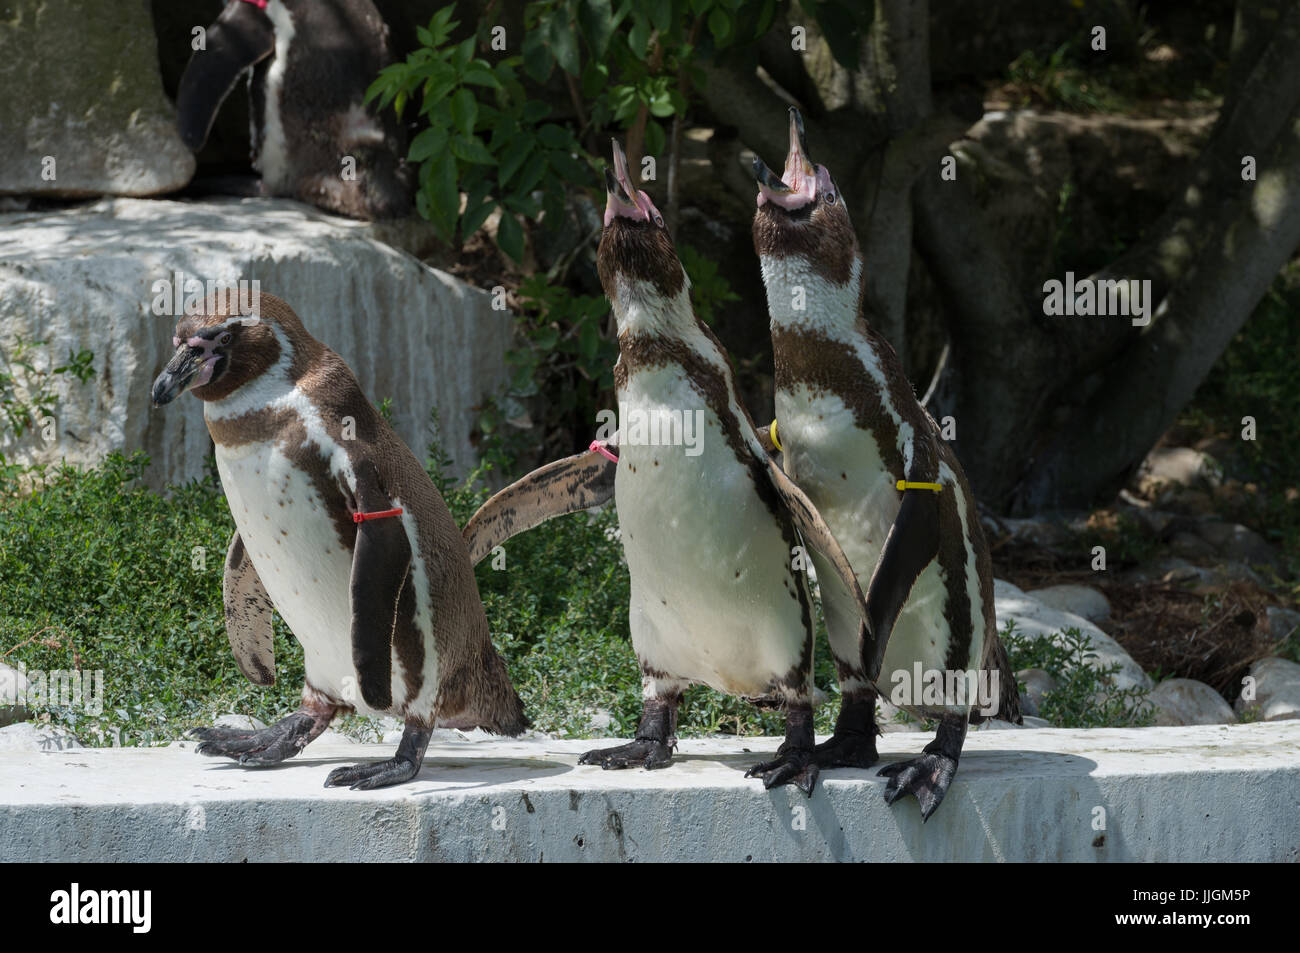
[177,0,412,220]
[151,292,525,788]
[751,108,1021,820]
[463,141,879,795]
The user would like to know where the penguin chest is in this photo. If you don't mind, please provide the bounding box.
[614,368,810,695]
[776,383,900,572]
[214,438,365,709]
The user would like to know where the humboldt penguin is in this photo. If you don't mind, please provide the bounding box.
[462,141,875,795]
[751,108,1021,819]
[151,292,524,789]
[176,0,412,220]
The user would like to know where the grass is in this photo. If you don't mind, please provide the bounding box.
[0,442,850,746]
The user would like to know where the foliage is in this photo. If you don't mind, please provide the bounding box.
[1004,621,1154,728]
[366,5,591,259]
[0,339,96,481]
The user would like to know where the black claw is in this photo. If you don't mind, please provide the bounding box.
[324,757,422,790]
[811,729,880,770]
[746,748,819,797]
[579,739,674,771]
[877,752,958,820]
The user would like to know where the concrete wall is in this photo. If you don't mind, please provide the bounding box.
[3,725,1297,862]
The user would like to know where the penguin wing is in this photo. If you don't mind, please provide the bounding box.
[348,461,412,711]
[222,531,276,687]
[176,0,276,151]
[462,448,617,564]
[760,456,876,660]
[861,477,941,682]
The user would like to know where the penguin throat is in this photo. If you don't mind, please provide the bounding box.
[611,278,695,338]
[760,255,863,336]
[239,0,269,8]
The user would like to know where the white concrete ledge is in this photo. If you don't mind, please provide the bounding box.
[3,724,1298,862]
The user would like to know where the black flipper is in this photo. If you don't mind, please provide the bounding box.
[176,0,276,152]
[348,461,412,712]
[222,531,276,687]
[862,479,941,683]
[462,447,617,565]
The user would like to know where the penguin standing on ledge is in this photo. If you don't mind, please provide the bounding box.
[151,293,524,789]
[463,141,877,795]
[177,0,412,220]
[751,108,1021,819]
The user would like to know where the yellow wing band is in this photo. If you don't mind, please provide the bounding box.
[769,419,783,452]
[896,479,942,493]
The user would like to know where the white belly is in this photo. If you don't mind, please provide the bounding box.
[616,368,808,696]
[215,439,380,713]
[777,384,964,689]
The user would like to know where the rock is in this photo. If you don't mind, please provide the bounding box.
[1026,584,1111,623]
[1169,531,1219,562]
[1021,716,1052,729]
[1194,521,1280,570]
[0,663,30,728]
[1266,607,1300,642]
[1015,668,1057,718]
[982,516,1073,549]
[1137,448,1224,503]
[585,709,615,733]
[1146,679,1236,726]
[212,714,268,732]
[0,722,82,751]
[996,584,1151,691]
[0,198,511,489]
[971,718,1023,731]
[1237,657,1300,721]
[0,1,194,197]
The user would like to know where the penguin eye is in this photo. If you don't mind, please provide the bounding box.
[824,191,837,205]
[652,213,664,228]
[218,332,232,346]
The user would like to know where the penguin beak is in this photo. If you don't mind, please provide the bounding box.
[604,139,654,226]
[176,0,276,151]
[152,343,217,406]
[753,106,818,210]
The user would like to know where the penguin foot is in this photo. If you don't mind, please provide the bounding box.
[578,738,675,770]
[877,752,957,820]
[745,747,819,796]
[192,712,317,765]
[323,757,420,790]
[877,712,968,821]
[323,723,432,790]
[811,729,880,770]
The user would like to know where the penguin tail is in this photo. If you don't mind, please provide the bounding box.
[970,633,1023,726]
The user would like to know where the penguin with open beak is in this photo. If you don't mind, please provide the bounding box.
[751,108,1022,820]
[177,0,412,220]
[152,293,525,788]
[463,141,877,795]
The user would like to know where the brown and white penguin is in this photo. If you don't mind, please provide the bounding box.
[462,141,876,795]
[151,292,524,789]
[176,0,412,220]
[751,108,1020,819]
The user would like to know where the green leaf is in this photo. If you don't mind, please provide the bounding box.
[498,135,534,186]
[517,152,548,193]
[522,29,553,83]
[536,123,572,150]
[450,88,478,137]
[549,13,581,76]
[462,197,497,237]
[649,0,673,32]
[708,7,731,43]
[408,125,449,163]
[577,0,615,59]
[496,212,525,262]
[429,150,459,236]
[452,36,475,73]
[644,118,666,157]
[578,319,600,361]
[451,135,496,165]
[522,100,551,124]
[461,64,500,88]
[628,15,651,60]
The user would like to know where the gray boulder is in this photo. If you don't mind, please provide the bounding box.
[1026,584,1111,623]
[0,663,29,727]
[0,197,511,489]
[0,0,194,197]
[0,722,82,751]
[1238,657,1300,722]
[1146,678,1236,726]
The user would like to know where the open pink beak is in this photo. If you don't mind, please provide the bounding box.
[754,106,817,209]
[604,139,658,226]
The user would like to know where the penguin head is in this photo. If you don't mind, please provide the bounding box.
[597,139,684,302]
[152,297,280,406]
[750,107,855,263]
